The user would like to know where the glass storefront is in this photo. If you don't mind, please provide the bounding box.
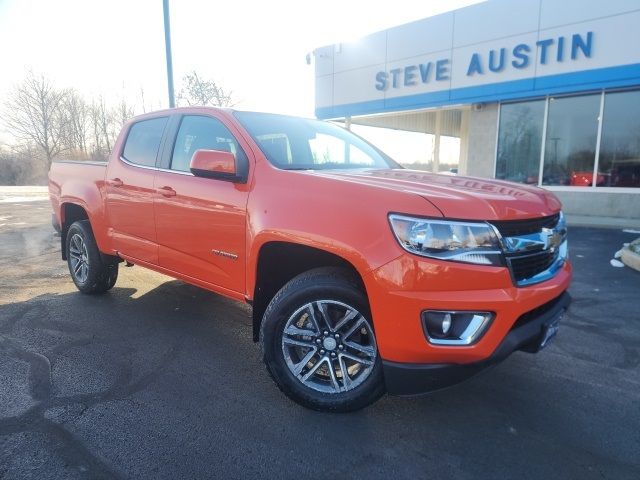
[496,100,545,185]
[497,89,640,189]
[598,90,640,188]
[542,95,600,186]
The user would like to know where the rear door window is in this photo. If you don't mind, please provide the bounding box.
[122,117,168,167]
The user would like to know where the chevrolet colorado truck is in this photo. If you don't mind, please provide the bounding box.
[49,107,571,412]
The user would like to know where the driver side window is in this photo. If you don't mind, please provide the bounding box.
[171,115,247,173]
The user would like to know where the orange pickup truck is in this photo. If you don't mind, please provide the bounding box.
[49,107,571,412]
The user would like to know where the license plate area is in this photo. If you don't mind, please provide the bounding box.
[538,308,565,349]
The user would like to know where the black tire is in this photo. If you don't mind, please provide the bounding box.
[260,267,385,412]
[66,220,118,294]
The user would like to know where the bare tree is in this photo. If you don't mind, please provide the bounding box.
[86,96,133,161]
[61,89,90,158]
[2,73,143,171]
[177,71,235,107]
[4,72,68,168]
[114,97,135,129]
[88,99,105,160]
[89,97,117,160]
[0,142,48,185]
[139,87,147,113]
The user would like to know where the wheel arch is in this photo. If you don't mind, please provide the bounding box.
[60,202,90,260]
[60,202,118,266]
[250,241,367,342]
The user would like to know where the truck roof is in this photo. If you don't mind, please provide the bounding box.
[129,106,235,123]
[127,107,323,127]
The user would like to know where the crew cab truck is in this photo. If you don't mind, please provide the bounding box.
[49,107,572,412]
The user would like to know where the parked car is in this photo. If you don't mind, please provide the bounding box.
[49,107,572,412]
[570,171,608,186]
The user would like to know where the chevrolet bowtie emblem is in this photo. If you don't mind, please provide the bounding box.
[542,228,563,251]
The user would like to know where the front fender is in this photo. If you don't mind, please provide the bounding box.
[246,229,376,300]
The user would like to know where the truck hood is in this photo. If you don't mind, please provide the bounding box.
[313,169,561,220]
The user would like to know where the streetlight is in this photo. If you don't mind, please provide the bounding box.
[163,0,175,108]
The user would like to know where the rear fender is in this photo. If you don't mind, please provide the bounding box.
[59,178,109,255]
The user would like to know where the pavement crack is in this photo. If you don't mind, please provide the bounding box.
[0,335,52,401]
[37,416,125,480]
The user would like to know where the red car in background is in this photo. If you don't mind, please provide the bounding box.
[570,171,608,186]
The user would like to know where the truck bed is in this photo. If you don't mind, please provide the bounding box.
[48,160,108,226]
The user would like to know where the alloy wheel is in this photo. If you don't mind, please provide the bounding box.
[69,233,89,283]
[281,300,377,394]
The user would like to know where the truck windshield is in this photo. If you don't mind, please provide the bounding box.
[234,111,399,170]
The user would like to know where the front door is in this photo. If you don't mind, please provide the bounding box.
[153,114,251,294]
[104,116,168,264]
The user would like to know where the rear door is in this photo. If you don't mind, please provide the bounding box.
[153,113,252,293]
[105,116,169,264]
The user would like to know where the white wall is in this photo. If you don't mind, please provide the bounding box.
[465,104,499,178]
[553,191,640,219]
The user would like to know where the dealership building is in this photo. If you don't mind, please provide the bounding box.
[313,0,640,220]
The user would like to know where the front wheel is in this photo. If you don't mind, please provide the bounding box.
[66,220,118,294]
[260,268,384,412]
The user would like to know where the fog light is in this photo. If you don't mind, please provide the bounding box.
[421,310,494,346]
[442,313,452,335]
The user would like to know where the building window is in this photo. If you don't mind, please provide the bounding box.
[542,94,600,186]
[497,91,640,189]
[598,90,640,188]
[496,100,545,184]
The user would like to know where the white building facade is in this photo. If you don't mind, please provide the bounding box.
[313,0,640,220]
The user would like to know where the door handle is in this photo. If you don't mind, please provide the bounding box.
[106,178,123,187]
[157,186,176,197]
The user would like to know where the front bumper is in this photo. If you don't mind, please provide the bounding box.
[383,291,571,395]
[365,254,572,364]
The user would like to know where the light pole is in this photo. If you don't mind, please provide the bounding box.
[163,0,175,108]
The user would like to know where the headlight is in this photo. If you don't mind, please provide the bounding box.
[388,214,504,266]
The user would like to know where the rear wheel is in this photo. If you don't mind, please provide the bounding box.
[66,220,118,294]
[260,268,384,412]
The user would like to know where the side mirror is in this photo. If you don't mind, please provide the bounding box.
[190,149,244,182]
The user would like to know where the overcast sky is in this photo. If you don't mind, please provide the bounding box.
[0,0,483,162]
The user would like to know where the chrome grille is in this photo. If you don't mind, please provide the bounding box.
[507,249,559,282]
[491,213,560,237]
[490,213,567,286]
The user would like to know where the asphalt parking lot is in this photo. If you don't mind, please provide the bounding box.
[0,200,639,480]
